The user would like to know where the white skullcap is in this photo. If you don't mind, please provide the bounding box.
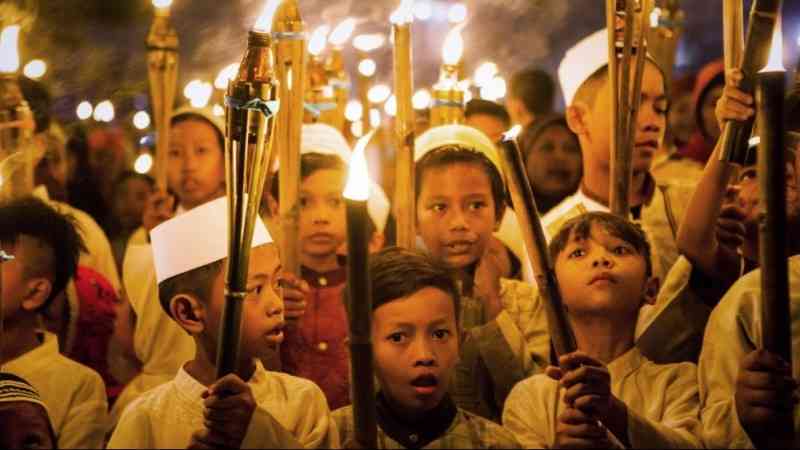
[172,106,225,139]
[558,28,609,106]
[150,197,273,283]
[414,124,502,177]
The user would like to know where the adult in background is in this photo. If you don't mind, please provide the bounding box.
[465,99,511,143]
[506,68,556,129]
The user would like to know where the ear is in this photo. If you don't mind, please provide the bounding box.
[641,276,660,306]
[21,278,52,311]
[169,294,206,336]
[565,103,590,136]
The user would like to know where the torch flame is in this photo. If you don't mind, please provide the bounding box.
[761,20,785,73]
[214,63,240,90]
[308,25,330,57]
[329,18,356,47]
[353,34,386,52]
[152,0,173,8]
[343,129,376,201]
[390,0,415,25]
[442,26,464,66]
[254,0,282,33]
[503,125,523,142]
[0,26,21,74]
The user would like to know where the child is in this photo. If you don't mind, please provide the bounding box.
[1,197,109,449]
[543,28,695,283]
[414,124,550,420]
[0,373,58,449]
[332,247,520,449]
[108,197,338,448]
[503,212,701,448]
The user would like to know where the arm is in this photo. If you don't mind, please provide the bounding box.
[502,378,554,449]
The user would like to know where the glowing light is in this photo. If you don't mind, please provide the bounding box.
[0,26,21,73]
[473,62,498,87]
[23,59,46,79]
[329,18,356,47]
[213,104,225,117]
[343,129,377,201]
[368,84,391,104]
[93,100,115,123]
[391,0,415,25]
[134,153,154,174]
[184,80,213,108]
[442,26,464,66]
[358,58,377,77]
[308,25,330,56]
[650,7,662,28]
[412,89,431,110]
[254,0,281,33]
[152,0,173,8]
[414,1,433,21]
[384,95,397,116]
[503,125,523,141]
[353,34,386,53]
[345,100,363,122]
[351,120,364,138]
[133,111,151,130]
[448,3,468,24]
[214,63,239,90]
[760,20,784,72]
[480,76,507,101]
[370,108,382,127]
[76,101,93,120]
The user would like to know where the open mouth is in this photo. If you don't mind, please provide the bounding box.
[444,240,474,254]
[264,322,285,345]
[635,140,659,152]
[410,374,439,396]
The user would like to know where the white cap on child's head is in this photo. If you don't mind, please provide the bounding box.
[414,124,502,176]
[558,28,610,106]
[171,105,226,139]
[150,197,273,283]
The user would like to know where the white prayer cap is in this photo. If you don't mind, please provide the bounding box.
[558,28,609,106]
[172,106,225,138]
[150,197,273,283]
[414,124,503,178]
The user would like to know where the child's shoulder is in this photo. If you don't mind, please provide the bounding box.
[455,408,520,448]
[258,369,329,403]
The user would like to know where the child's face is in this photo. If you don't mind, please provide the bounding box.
[372,287,459,414]
[525,125,582,198]
[417,162,499,269]
[167,119,225,210]
[0,238,40,319]
[205,244,285,361]
[727,159,800,238]
[554,223,652,319]
[298,169,347,260]
[0,402,55,449]
[113,177,153,231]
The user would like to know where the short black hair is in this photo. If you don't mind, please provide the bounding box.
[549,212,652,277]
[171,113,224,152]
[509,68,556,116]
[157,259,225,317]
[518,114,578,165]
[0,197,85,310]
[573,59,667,108]
[370,247,460,322]
[19,77,52,134]
[415,147,507,222]
[465,99,511,128]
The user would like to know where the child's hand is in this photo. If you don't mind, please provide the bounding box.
[142,189,176,232]
[474,242,504,320]
[715,68,755,131]
[278,272,310,321]
[716,203,747,250]
[735,349,798,446]
[196,373,257,449]
[554,406,612,449]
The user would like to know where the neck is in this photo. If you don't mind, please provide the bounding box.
[1,315,43,365]
[185,337,256,387]
[302,252,340,273]
[569,313,636,364]
[581,161,649,209]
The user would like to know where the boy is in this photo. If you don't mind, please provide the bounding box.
[108,197,338,448]
[332,247,519,449]
[544,28,694,283]
[1,197,109,449]
[0,373,58,449]
[414,124,550,419]
[503,212,701,448]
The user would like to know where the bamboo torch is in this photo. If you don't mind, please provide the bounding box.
[719,0,782,163]
[605,1,622,215]
[146,0,179,190]
[272,0,306,283]
[391,0,416,249]
[326,19,356,134]
[430,26,466,127]
[343,130,378,449]
[217,0,280,378]
[305,26,337,126]
[723,0,745,79]
[609,0,635,217]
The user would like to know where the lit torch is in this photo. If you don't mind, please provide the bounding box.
[305,25,337,126]
[430,25,466,127]
[391,0,416,249]
[146,0,180,190]
[326,18,356,133]
[217,0,281,379]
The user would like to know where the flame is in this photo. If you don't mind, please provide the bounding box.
[214,63,240,89]
[345,100,363,121]
[329,18,356,47]
[442,26,464,66]
[254,0,281,33]
[473,62,498,87]
[761,20,785,72]
[0,26,21,74]
[23,59,47,79]
[503,125,523,141]
[391,0,415,25]
[412,89,431,110]
[353,34,386,52]
[368,84,391,104]
[384,95,397,116]
[152,0,173,8]
[134,153,154,174]
[358,58,376,77]
[343,129,376,201]
[308,25,330,57]
[184,80,213,108]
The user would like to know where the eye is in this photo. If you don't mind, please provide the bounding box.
[430,203,446,213]
[468,201,487,211]
[328,197,342,208]
[248,283,265,296]
[299,196,309,208]
[432,329,451,340]
[387,332,407,344]
[654,99,670,115]
[739,169,757,182]
[168,148,181,158]
[196,146,208,155]
[613,245,632,255]
[568,248,586,259]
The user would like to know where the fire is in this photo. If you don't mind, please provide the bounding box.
[0,26,21,74]
[473,62,498,88]
[442,26,464,66]
[503,125,523,142]
[353,34,386,52]
[390,0,415,25]
[254,0,282,33]
[214,63,240,90]
[152,0,173,8]
[329,18,356,47]
[308,25,330,57]
[343,129,376,201]
[761,19,784,73]
[358,58,377,77]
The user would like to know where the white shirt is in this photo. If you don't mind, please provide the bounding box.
[4,332,109,449]
[108,361,339,449]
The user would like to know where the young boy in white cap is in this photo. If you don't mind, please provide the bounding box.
[107,197,338,448]
[543,28,694,283]
[1,197,109,449]
[0,372,58,449]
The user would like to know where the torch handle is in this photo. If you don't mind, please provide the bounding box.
[392,23,417,250]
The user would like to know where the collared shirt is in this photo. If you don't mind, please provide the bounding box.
[108,360,339,449]
[504,347,702,449]
[651,147,704,187]
[698,255,800,448]
[5,332,109,449]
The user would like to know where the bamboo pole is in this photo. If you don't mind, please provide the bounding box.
[606,0,621,216]
[723,0,745,76]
